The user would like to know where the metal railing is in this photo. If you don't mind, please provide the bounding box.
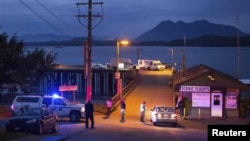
[111,75,142,111]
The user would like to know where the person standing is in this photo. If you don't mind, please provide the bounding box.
[177,99,184,117]
[105,98,112,116]
[120,99,126,121]
[140,101,146,122]
[176,93,184,117]
[85,100,94,129]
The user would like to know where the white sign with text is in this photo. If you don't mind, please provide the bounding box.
[192,93,210,107]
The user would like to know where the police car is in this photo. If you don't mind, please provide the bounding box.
[11,95,85,122]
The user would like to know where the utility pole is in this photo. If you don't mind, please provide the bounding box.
[76,0,103,102]
[236,15,240,79]
[137,48,143,62]
[182,36,186,78]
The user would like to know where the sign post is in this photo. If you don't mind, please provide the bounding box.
[59,85,78,102]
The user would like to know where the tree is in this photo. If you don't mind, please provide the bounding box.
[0,32,57,95]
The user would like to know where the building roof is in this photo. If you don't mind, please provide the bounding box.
[172,64,250,92]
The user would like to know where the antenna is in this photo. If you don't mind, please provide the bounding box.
[236,15,240,79]
[182,36,186,78]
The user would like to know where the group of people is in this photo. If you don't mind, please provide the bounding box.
[106,98,146,122]
[85,97,147,128]
[85,97,184,129]
[86,98,184,129]
[106,98,126,121]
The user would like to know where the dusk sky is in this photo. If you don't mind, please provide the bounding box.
[1,0,250,39]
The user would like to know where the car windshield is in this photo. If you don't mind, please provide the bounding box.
[15,107,42,116]
[156,107,174,112]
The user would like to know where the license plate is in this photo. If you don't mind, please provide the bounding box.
[164,114,169,117]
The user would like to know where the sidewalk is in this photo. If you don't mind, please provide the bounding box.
[177,116,250,131]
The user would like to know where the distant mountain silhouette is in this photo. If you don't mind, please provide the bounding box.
[18,33,74,42]
[135,20,247,42]
[21,20,250,46]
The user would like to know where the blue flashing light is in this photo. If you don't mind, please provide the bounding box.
[52,93,60,98]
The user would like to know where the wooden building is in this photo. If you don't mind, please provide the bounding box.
[172,64,250,118]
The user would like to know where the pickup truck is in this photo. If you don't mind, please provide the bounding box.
[11,95,85,122]
[148,61,166,71]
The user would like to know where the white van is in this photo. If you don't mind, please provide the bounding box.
[11,95,85,122]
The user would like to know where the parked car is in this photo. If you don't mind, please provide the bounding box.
[150,106,177,126]
[92,63,107,69]
[11,95,85,122]
[5,107,58,135]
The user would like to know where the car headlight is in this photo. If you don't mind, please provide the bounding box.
[26,119,37,124]
[170,113,177,118]
[155,113,162,118]
[81,107,85,112]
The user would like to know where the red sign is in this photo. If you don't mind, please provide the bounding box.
[59,85,77,91]
[115,72,120,79]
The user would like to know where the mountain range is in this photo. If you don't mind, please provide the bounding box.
[135,20,247,42]
[20,20,250,46]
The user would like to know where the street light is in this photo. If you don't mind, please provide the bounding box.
[116,39,129,72]
[169,48,174,71]
[116,39,129,100]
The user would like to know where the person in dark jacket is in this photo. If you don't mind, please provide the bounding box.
[177,99,184,117]
[120,99,126,121]
[85,100,94,129]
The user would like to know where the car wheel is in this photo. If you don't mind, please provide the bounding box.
[53,121,58,133]
[70,112,80,122]
[172,123,177,127]
[37,123,44,135]
[153,122,156,126]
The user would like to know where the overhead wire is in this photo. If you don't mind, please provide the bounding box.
[18,0,67,35]
[39,0,83,35]
[35,0,72,29]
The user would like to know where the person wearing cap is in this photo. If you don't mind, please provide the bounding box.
[140,101,146,122]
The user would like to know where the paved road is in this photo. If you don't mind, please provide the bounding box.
[1,69,249,141]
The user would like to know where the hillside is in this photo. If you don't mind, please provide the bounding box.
[135,20,247,42]
[21,20,250,46]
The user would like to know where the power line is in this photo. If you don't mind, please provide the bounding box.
[35,0,71,27]
[36,0,80,34]
[18,0,66,35]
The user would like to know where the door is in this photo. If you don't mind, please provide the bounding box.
[211,93,223,117]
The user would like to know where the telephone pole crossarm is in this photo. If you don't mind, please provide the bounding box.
[77,15,102,18]
[76,2,103,5]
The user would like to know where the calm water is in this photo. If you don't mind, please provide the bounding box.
[26,46,250,79]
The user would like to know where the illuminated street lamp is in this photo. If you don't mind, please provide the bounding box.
[116,39,129,72]
[116,39,129,99]
[169,48,174,71]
